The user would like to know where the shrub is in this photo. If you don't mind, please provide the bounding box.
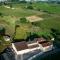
[0,26,5,35]
[20,17,27,23]
[51,28,60,41]
[37,8,41,11]
[27,5,33,9]
[0,12,3,16]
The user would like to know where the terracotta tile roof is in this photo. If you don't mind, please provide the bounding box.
[35,37,52,47]
[35,37,46,42]
[39,41,52,47]
[13,37,52,51]
[14,41,28,51]
[28,44,39,49]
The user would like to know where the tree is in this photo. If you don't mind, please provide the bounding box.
[11,0,19,2]
[10,4,12,8]
[26,33,39,41]
[19,0,26,3]
[0,26,5,35]
[51,28,60,42]
[0,35,4,44]
[0,12,3,17]
[26,5,33,9]
[51,28,60,47]
[20,17,27,23]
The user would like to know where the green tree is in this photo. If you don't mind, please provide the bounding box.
[27,5,33,9]
[51,28,60,47]
[0,26,5,35]
[20,17,27,23]
[0,12,3,17]
[10,4,12,8]
[51,28,60,40]
[20,0,26,3]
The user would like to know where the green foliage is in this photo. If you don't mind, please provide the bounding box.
[26,5,33,9]
[0,3,2,6]
[0,35,11,53]
[0,26,5,35]
[0,35,4,43]
[20,17,27,23]
[0,12,3,16]
[51,28,60,41]
[10,4,12,8]
[50,28,60,47]
[11,0,19,2]
[0,3,60,42]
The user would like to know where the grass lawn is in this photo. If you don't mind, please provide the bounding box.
[15,27,27,39]
[32,3,60,14]
[14,24,31,40]
[0,4,43,17]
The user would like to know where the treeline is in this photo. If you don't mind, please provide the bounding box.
[0,0,60,3]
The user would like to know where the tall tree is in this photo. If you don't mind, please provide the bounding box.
[51,28,60,47]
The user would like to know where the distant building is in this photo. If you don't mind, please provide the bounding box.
[11,38,53,60]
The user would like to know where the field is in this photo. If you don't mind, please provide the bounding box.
[0,3,60,39]
[32,3,60,14]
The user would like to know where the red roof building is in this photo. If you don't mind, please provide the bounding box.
[14,41,28,51]
[11,38,53,60]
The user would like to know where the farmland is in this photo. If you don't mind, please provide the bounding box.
[0,2,60,40]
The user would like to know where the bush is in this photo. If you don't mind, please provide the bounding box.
[0,26,5,35]
[51,28,60,41]
[20,17,27,23]
[27,5,33,9]
[0,12,3,16]
[10,4,12,8]
[37,8,41,11]
[0,3,2,6]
